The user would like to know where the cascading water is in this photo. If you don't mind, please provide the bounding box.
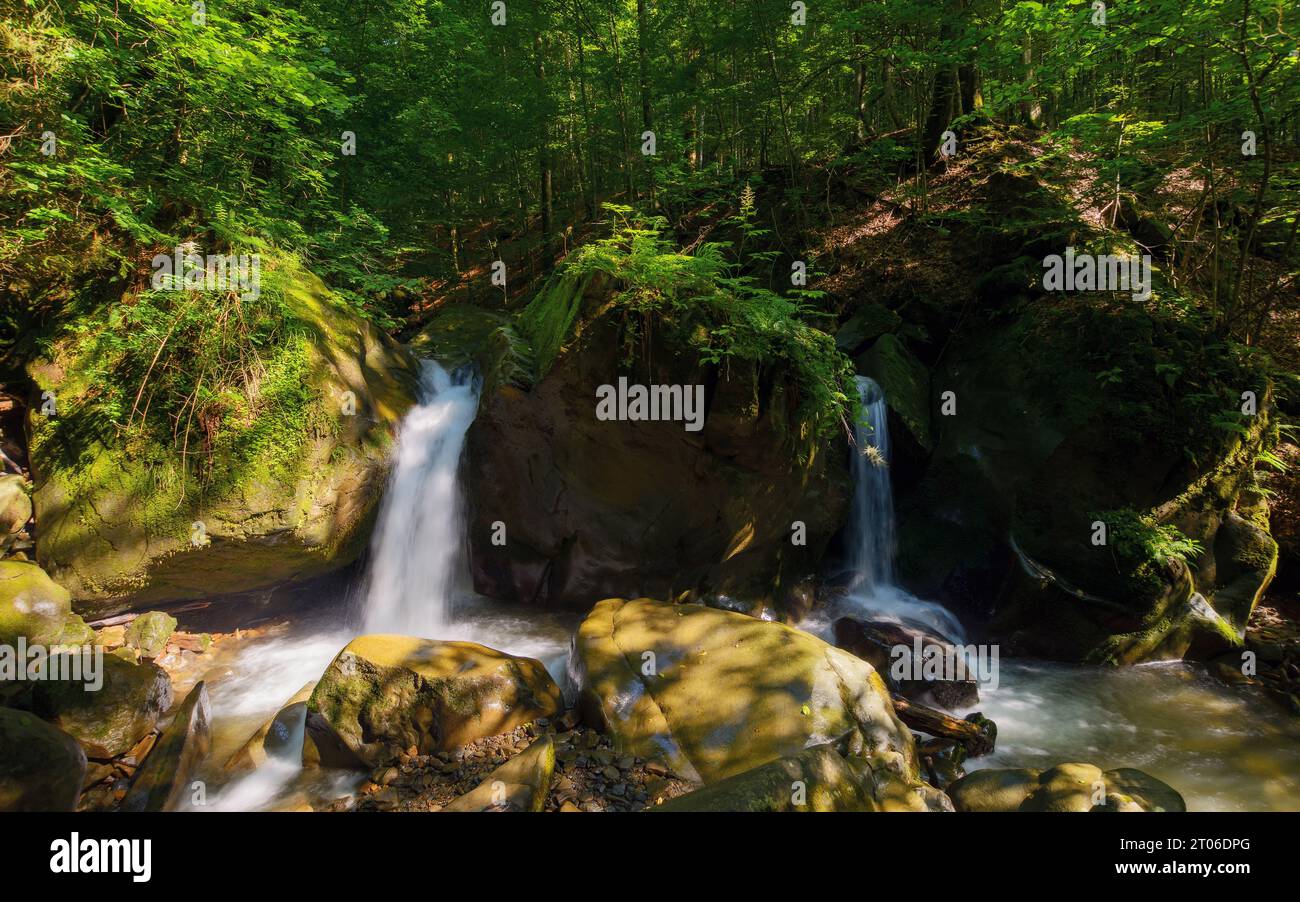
[836,375,965,641]
[358,360,481,636]
[848,376,895,591]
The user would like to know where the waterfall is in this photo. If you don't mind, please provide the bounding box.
[358,360,480,636]
[849,376,896,592]
[842,375,965,641]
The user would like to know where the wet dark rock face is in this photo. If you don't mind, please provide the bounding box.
[463,297,850,620]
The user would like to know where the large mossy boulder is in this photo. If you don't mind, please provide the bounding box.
[304,635,563,769]
[0,559,93,647]
[0,707,87,811]
[892,298,1275,663]
[32,654,173,758]
[463,274,850,619]
[948,763,1185,812]
[653,743,951,812]
[25,268,420,617]
[572,598,917,784]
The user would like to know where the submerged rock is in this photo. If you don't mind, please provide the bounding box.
[572,598,917,784]
[0,559,93,648]
[443,735,556,812]
[121,681,212,812]
[0,707,86,812]
[653,744,951,813]
[304,635,563,769]
[225,680,316,772]
[33,654,173,759]
[833,616,979,709]
[25,268,421,617]
[947,763,1185,812]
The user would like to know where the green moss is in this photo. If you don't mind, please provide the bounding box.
[518,270,593,376]
[519,207,856,439]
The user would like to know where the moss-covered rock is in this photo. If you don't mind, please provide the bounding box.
[0,706,86,812]
[948,763,1185,812]
[572,598,916,784]
[26,268,420,617]
[124,610,177,659]
[856,333,933,456]
[121,681,210,812]
[407,303,526,398]
[0,560,93,647]
[836,302,902,356]
[304,635,562,769]
[893,297,1274,663]
[653,744,951,812]
[465,275,851,619]
[32,654,172,758]
[0,473,31,544]
[442,734,556,812]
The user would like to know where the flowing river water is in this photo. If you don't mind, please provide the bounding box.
[177,364,1300,812]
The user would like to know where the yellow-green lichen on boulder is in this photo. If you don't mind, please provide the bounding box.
[25,265,420,617]
[653,744,951,812]
[0,473,31,543]
[0,706,86,812]
[32,654,173,759]
[948,763,1185,812]
[125,610,177,659]
[304,635,563,769]
[572,598,917,784]
[442,734,556,812]
[0,559,93,647]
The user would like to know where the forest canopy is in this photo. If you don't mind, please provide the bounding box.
[2,0,1297,415]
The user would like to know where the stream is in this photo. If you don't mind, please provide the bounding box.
[175,364,1300,812]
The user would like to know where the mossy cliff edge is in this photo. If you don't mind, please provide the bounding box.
[25,265,419,616]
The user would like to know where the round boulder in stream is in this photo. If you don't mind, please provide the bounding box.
[833,617,980,709]
[32,653,173,759]
[947,763,1185,812]
[572,598,918,784]
[303,635,563,769]
[0,707,86,811]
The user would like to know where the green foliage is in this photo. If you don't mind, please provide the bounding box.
[526,205,855,436]
[46,254,323,487]
[1094,507,1203,594]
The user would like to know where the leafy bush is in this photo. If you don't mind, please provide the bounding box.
[1094,507,1203,594]
[522,204,856,437]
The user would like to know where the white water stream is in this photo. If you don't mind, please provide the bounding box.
[185,365,1300,812]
